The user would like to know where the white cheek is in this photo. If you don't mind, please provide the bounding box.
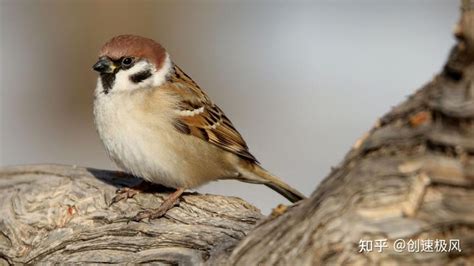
[112,61,154,92]
[108,53,172,93]
[151,53,171,87]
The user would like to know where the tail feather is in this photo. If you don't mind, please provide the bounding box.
[264,182,305,203]
[237,164,306,203]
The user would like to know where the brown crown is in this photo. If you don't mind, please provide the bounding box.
[99,35,167,69]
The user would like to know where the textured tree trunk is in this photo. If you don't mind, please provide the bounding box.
[225,2,474,265]
[2,1,474,265]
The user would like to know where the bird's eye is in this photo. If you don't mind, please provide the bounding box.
[121,57,134,68]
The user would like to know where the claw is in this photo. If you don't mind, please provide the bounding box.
[132,208,168,222]
[109,187,140,206]
[130,187,185,222]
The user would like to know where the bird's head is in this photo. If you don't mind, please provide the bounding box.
[93,35,172,94]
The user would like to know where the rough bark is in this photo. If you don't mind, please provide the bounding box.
[2,2,474,265]
[225,2,474,265]
[0,165,262,264]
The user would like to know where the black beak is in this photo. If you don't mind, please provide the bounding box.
[92,57,114,73]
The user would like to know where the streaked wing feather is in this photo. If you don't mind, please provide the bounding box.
[170,64,258,163]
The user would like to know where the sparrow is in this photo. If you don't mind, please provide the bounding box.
[92,35,305,221]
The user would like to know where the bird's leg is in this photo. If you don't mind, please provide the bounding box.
[132,188,185,222]
[109,180,152,206]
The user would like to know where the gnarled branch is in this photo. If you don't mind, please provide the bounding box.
[225,2,474,265]
[0,165,262,264]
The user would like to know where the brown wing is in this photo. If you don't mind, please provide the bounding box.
[169,64,258,163]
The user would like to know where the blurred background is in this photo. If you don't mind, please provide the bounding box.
[0,0,458,213]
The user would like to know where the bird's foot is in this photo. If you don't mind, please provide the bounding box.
[131,188,185,222]
[109,180,156,206]
[110,187,141,206]
[132,207,169,222]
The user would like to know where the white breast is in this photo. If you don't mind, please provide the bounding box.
[93,81,238,188]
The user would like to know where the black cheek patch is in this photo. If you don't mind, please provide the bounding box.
[130,70,152,84]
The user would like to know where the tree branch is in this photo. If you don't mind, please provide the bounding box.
[0,165,262,264]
